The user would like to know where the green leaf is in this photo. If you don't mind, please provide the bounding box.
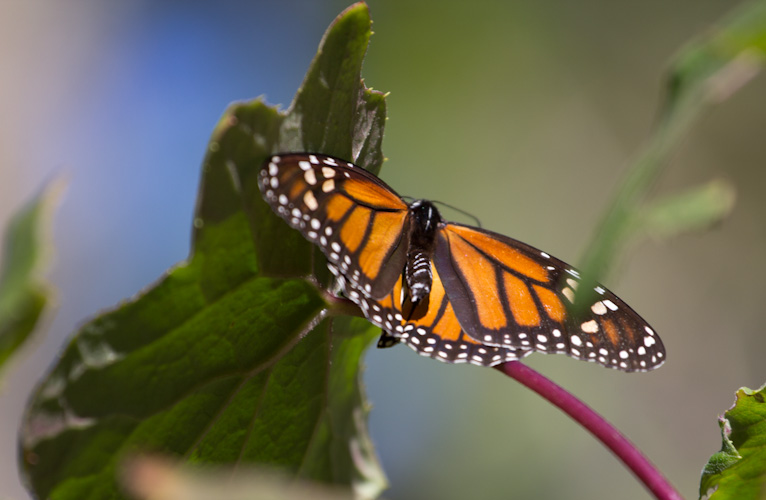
[666,0,766,117]
[574,1,765,312]
[0,179,62,375]
[700,384,766,500]
[634,179,736,239]
[21,3,387,499]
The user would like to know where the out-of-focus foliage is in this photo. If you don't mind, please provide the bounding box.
[0,181,61,375]
[700,384,766,500]
[575,0,766,311]
[21,4,386,499]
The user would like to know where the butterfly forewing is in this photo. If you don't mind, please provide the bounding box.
[434,223,665,371]
[259,153,410,299]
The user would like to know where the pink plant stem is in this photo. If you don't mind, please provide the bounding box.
[495,361,683,500]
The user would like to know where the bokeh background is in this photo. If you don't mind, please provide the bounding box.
[2,1,765,499]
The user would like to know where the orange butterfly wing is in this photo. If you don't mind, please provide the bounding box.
[433,223,665,371]
[260,153,410,299]
[350,260,529,365]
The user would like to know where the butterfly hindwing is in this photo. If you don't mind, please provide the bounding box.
[259,153,410,299]
[434,223,665,371]
[348,261,529,366]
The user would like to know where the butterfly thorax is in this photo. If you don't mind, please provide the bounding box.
[405,200,442,305]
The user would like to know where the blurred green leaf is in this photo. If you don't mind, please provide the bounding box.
[700,384,766,500]
[634,179,736,239]
[666,0,766,116]
[574,0,765,311]
[0,180,62,375]
[21,3,387,499]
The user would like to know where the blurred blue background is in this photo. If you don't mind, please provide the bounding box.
[2,1,765,499]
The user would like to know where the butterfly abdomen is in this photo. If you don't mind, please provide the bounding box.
[406,200,442,305]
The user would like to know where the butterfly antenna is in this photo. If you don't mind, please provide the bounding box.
[431,200,483,228]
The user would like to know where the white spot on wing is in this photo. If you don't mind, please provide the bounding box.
[566,269,581,278]
[591,301,608,315]
[303,191,318,211]
[581,320,599,333]
[304,168,317,185]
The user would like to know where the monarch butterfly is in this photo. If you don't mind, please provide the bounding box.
[259,153,665,372]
